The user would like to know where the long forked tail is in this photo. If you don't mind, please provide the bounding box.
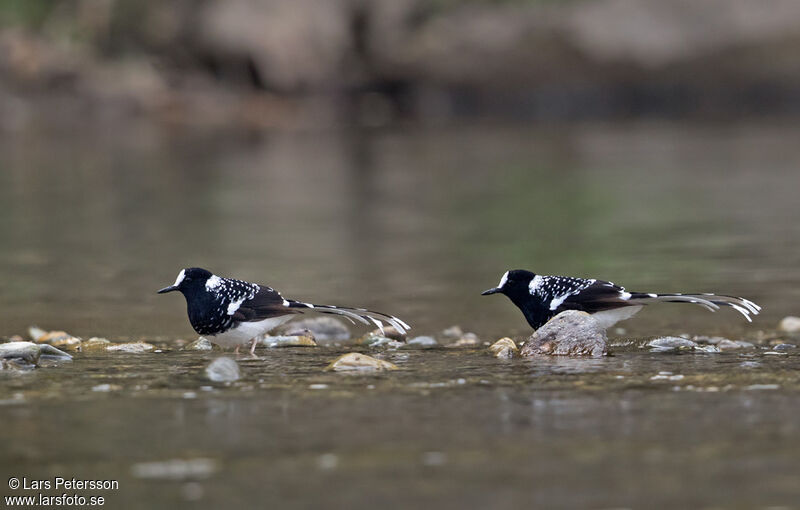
[287,300,411,334]
[628,292,761,322]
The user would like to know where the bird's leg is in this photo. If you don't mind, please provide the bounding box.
[249,338,259,357]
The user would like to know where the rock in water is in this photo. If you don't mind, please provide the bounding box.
[205,357,240,382]
[520,310,607,357]
[326,353,398,372]
[779,316,800,334]
[183,337,215,351]
[105,342,155,353]
[0,342,73,366]
[489,338,518,358]
[81,337,112,351]
[278,317,350,343]
[648,337,700,352]
[261,334,317,348]
[28,326,81,350]
[402,336,439,349]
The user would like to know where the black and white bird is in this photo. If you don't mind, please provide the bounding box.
[481,269,760,330]
[158,267,410,355]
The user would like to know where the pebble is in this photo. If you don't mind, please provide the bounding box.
[261,334,317,348]
[716,339,755,350]
[356,334,402,348]
[183,337,214,351]
[488,338,518,359]
[205,357,240,382]
[778,316,800,333]
[648,337,700,352]
[106,342,155,353]
[278,317,350,343]
[447,332,481,347]
[402,336,439,349]
[772,343,796,351]
[366,326,406,341]
[326,353,399,372]
[0,342,73,365]
[309,384,329,390]
[81,337,112,351]
[440,325,464,342]
[28,327,81,351]
[521,310,607,357]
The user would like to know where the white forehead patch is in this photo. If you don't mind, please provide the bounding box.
[205,275,222,291]
[173,269,186,287]
[498,271,510,288]
[529,275,543,294]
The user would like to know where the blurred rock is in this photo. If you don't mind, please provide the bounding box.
[367,326,406,341]
[716,339,755,350]
[647,337,719,353]
[0,341,72,366]
[28,326,81,350]
[261,334,317,348]
[402,336,438,349]
[131,458,218,480]
[81,337,112,351]
[205,357,240,382]
[489,338,518,359]
[278,317,350,343]
[773,343,797,351]
[356,333,402,349]
[105,342,155,353]
[440,326,464,342]
[183,337,215,351]
[779,316,800,333]
[447,332,481,348]
[521,311,607,357]
[326,353,398,372]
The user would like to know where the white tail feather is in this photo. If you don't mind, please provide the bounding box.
[630,293,760,322]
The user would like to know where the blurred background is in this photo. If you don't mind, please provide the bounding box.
[0,0,798,338]
[3,2,800,509]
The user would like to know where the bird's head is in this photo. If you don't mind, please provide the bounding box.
[157,267,214,296]
[481,269,536,299]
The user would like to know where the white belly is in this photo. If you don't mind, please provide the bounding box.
[590,306,642,329]
[208,315,294,348]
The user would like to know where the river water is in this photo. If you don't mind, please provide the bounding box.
[1,121,799,508]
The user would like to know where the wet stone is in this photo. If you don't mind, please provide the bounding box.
[402,336,439,349]
[326,353,399,372]
[81,337,112,351]
[205,357,240,382]
[447,332,481,347]
[648,337,700,352]
[715,339,755,350]
[0,342,72,367]
[28,327,81,351]
[367,326,406,341]
[356,334,403,349]
[773,343,797,351]
[260,334,317,348]
[183,337,215,351]
[105,342,156,353]
[440,325,464,342]
[278,317,350,343]
[521,310,607,357]
[778,316,800,334]
[489,338,518,359]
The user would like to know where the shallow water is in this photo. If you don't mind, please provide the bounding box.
[2,121,800,508]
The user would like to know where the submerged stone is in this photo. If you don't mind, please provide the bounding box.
[716,339,755,350]
[205,357,240,382]
[489,337,518,359]
[326,353,398,372]
[278,317,350,343]
[521,310,607,357]
[778,316,800,333]
[0,341,72,366]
